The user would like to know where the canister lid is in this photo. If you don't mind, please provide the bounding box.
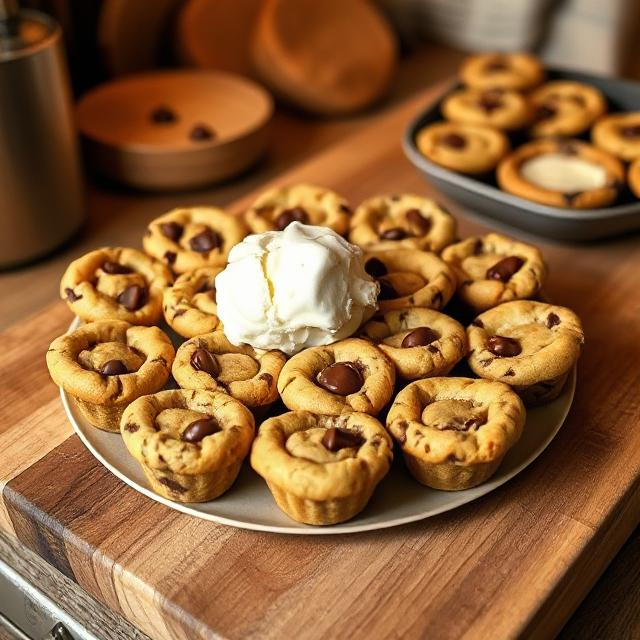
[0,8,58,61]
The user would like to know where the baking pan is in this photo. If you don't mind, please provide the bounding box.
[403,69,640,241]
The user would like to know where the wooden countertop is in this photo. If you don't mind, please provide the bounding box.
[2,45,640,639]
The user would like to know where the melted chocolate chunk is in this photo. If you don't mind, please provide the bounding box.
[316,362,364,395]
[535,104,556,121]
[190,348,219,377]
[182,417,221,443]
[164,251,177,265]
[65,287,82,302]
[100,359,128,375]
[102,260,132,275]
[364,257,388,278]
[487,335,522,357]
[377,280,398,300]
[473,238,484,255]
[478,93,503,112]
[117,285,146,311]
[379,227,407,241]
[189,228,222,253]
[405,209,432,234]
[275,207,308,230]
[401,326,438,348]
[441,133,466,149]
[339,203,352,214]
[160,221,183,242]
[546,312,561,328]
[322,427,364,452]
[486,256,524,282]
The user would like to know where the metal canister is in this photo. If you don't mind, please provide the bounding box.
[0,1,84,268]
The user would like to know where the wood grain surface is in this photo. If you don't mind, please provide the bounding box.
[2,82,640,640]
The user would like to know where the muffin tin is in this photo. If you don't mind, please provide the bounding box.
[403,69,640,242]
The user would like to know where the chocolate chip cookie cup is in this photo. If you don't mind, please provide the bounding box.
[244,183,351,235]
[46,320,175,432]
[143,206,248,273]
[277,338,395,416]
[529,80,607,138]
[497,139,624,209]
[60,247,173,325]
[348,194,456,252]
[360,308,467,381]
[172,331,286,412]
[250,411,393,525]
[592,112,640,162]
[441,88,532,131]
[460,52,544,92]
[442,233,546,314]
[363,249,456,313]
[467,300,584,406]
[415,121,510,174]
[121,389,254,503]
[387,377,525,491]
[162,267,223,338]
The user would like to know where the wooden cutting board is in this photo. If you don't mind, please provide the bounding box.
[2,88,640,640]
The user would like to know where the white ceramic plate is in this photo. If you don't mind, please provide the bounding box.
[62,341,576,534]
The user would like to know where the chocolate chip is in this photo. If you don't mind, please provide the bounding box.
[485,59,508,72]
[259,372,273,386]
[471,318,484,328]
[321,427,364,452]
[401,326,438,348]
[558,141,578,156]
[182,417,221,443]
[190,348,219,377]
[563,192,581,204]
[378,280,398,300]
[189,124,216,141]
[441,133,466,149]
[160,221,183,242]
[189,228,222,252]
[316,362,363,395]
[427,345,439,354]
[102,260,132,275]
[364,257,387,278]
[158,477,186,493]
[275,207,308,230]
[535,104,556,121]
[123,422,139,433]
[621,125,640,138]
[473,239,484,255]
[339,203,352,214]
[405,209,432,234]
[395,420,408,444]
[379,227,407,241]
[164,251,177,265]
[197,280,215,294]
[117,284,146,311]
[568,94,586,106]
[504,368,516,377]
[478,93,503,112]
[486,256,524,282]
[150,106,177,123]
[546,312,560,328]
[487,335,522,357]
[65,287,82,302]
[100,359,128,375]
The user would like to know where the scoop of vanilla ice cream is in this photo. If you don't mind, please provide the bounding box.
[215,222,379,355]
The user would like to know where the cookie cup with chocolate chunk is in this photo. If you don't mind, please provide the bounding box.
[251,411,393,525]
[360,308,467,380]
[162,267,223,338]
[172,331,286,412]
[46,320,175,432]
[60,247,173,325]
[121,389,254,503]
[277,338,395,416]
[363,249,456,313]
[442,233,546,314]
[387,378,525,490]
[467,300,584,406]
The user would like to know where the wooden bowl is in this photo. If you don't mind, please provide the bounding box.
[76,70,273,191]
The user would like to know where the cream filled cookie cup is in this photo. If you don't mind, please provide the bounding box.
[467,300,584,406]
[60,247,173,325]
[387,377,525,490]
[121,389,254,502]
[251,411,393,525]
